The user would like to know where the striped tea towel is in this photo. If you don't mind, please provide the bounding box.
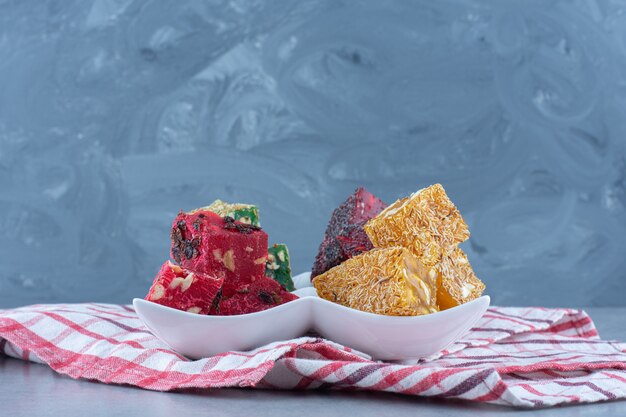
[1,304,625,408]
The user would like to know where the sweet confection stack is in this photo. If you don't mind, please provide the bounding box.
[312,184,485,316]
[145,184,484,317]
[145,201,297,315]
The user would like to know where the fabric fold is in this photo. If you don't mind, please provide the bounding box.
[1,303,625,407]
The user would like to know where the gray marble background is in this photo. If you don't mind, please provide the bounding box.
[1,0,625,308]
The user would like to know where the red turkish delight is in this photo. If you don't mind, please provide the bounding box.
[170,210,268,297]
[145,260,223,314]
[311,187,387,278]
[214,275,298,316]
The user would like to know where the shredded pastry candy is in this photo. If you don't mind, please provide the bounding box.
[365,184,485,311]
[437,247,485,310]
[364,184,469,267]
[312,247,439,316]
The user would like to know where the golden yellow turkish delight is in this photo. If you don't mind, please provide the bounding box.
[364,183,485,311]
[312,247,439,316]
[364,184,469,267]
[437,247,485,310]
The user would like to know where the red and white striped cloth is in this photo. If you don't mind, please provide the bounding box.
[1,303,625,408]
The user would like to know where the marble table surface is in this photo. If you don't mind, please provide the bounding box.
[1,307,625,417]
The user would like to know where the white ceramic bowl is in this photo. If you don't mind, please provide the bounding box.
[133,272,490,360]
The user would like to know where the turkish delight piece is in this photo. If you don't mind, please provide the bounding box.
[215,275,298,315]
[265,243,295,292]
[312,247,439,316]
[189,200,260,226]
[437,247,485,310]
[311,187,387,278]
[145,260,223,314]
[364,184,469,267]
[170,210,268,297]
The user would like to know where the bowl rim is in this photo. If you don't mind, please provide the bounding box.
[133,294,490,322]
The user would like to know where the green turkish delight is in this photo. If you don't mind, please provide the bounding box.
[265,243,295,292]
[189,200,260,226]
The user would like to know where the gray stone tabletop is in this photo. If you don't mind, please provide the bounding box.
[1,307,625,417]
